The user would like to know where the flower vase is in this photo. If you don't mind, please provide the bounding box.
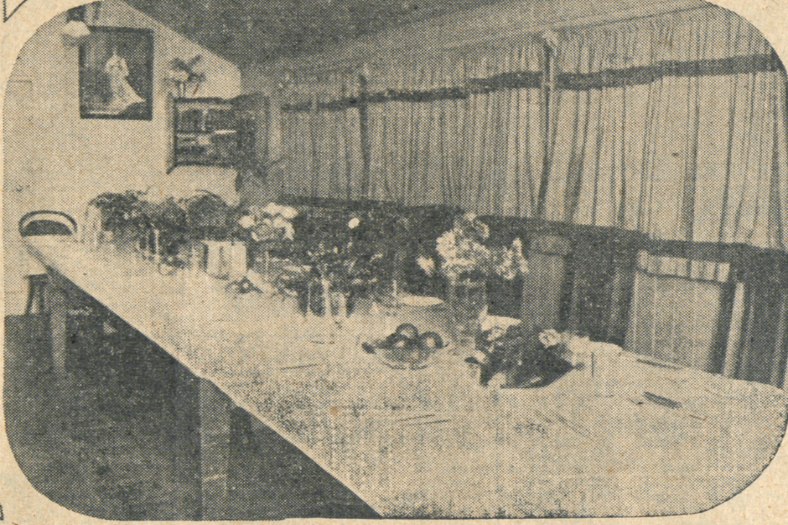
[114,225,138,252]
[251,247,271,281]
[305,278,337,345]
[447,277,488,353]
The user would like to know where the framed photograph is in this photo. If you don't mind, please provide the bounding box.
[78,26,153,120]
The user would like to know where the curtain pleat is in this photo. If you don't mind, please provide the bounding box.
[537,8,788,380]
[280,75,364,201]
[362,43,545,214]
[545,8,788,252]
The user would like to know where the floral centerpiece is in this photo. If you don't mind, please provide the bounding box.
[419,212,528,281]
[470,325,574,387]
[181,190,235,241]
[86,190,189,259]
[133,196,189,258]
[88,190,144,233]
[237,202,299,281]
[417,212,528,347]
[275,206,407,318]
[237,202,297,245]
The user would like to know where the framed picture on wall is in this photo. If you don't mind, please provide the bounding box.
[78,26,153,120]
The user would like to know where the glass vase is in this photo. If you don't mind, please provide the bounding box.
[447,277,488,353]
[304,278,337,345]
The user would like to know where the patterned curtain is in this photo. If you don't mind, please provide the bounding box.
[544,8,788,251]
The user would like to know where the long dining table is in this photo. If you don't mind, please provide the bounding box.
[24,235,788,519]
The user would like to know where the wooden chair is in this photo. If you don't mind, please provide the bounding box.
[722,258,788,387]
[18,211,78,314]
[624,251,733,373]
[520,234,571,332]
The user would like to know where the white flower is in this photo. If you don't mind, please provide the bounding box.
[436,231,457,260]
[487,325,508,342]
[279,206,298,220]
[477,221,490,240]
[283,223,295,240]
[272,215,288,229]
[348,217,360,229]
[238,215,256,229]
[263,202,282,216]
[457,239,470,253]
[169,69,189,83]
[417,256,436,276]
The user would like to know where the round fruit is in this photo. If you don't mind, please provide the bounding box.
[389,333,413,349]
[394,323,419,340]
[419,332,444,350]
[405,347,421,362]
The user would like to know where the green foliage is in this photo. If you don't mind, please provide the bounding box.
[89,191,144,231]
[181,191,236,240]
[290,205,412,295]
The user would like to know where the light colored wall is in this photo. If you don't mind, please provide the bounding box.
[3,0,241,314]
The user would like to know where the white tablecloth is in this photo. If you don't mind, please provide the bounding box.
[25,236,788,517]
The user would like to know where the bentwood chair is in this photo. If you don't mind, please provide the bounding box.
[18,210,78,314]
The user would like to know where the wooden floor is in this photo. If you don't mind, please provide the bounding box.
[4,313,379,521]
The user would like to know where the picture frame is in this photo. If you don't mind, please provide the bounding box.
[78,26,153,120]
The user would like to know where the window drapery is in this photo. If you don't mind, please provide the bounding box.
[544,9,788,252]
[365,53,469,208]
[364,44,545,217]
[272,6,788,384]
[280,74,365,200]
[277,7,787,253]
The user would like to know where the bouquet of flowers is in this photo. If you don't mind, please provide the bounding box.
[418,213,528,282]
[275,206,409,315]
[181,190,235,240]
[470,325,574,387]
[237,202,298,245]
[134,195,189,257]
[292,213,376,293]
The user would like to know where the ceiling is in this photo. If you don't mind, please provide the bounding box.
[121,0,507,67]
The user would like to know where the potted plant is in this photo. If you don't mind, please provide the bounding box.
[87,190,144,246]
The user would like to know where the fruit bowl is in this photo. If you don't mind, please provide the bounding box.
[362,324,449,370]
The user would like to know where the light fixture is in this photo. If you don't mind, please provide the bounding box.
[62,6,90,46]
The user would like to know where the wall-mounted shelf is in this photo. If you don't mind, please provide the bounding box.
[166,96,256,173]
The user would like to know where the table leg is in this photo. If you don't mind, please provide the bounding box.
[172,367,233,520]
[198,378,233,520]
[46,280,68,377]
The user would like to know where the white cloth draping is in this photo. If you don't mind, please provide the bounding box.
[544,8,788,252]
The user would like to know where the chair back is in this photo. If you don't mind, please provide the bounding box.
[19,210,77,237]
[624,251,732,373]
[520,234,571,332]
